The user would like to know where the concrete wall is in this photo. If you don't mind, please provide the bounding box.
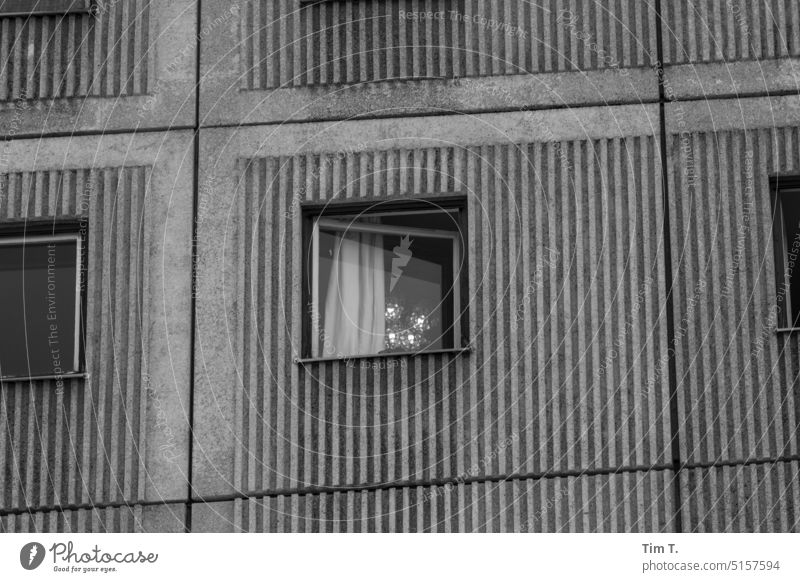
[2,0,799,532]
[0,132,193,531]
[199,0,659,124]
[193,471,676,533]
[0,0,196,135]
[192,106,675,519]
[2,502,185,533]
[0,0,195,534]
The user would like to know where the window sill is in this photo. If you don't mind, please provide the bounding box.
[0,372,88,383]
[295,346,471,365]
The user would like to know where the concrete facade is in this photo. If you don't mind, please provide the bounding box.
[1,0,799,532]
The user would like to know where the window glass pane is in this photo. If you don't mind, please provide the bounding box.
[314,209,461,358]
[0,238,78,378]
[778,189,800,327]
[778,190,800,327]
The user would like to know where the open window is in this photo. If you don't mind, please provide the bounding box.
[0,223,85,381]
[771,177,800,329]
[302,197,468,360]
[0,0,93,17]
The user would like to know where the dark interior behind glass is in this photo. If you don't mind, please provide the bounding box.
[779,187,800,328]
[0,239,78,379]
[316,209,461,356]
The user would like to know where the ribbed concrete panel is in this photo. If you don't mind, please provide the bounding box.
[667,126,800,464]
[661,0,800,64]
[0,502,185,533]
[220,135,670,495]
[0,166,151,511]
[0,0,151,102]
[1,504,144,533]
[194,471,676,532]
[239,0,657,89]
[679,461,800,532]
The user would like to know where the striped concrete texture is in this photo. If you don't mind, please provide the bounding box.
[220,133,671,495]
[192,470,676,532]
[0,166,152,512]
[0,0,151,102]
[1,504,145,533]
[667,126,800,464]
[0,502,185,532]
[661,0,800,64]
[679,461,800,532]
[239,0,658,89]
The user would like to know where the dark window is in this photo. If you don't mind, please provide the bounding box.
[302,198,468,359]
[771,177,800,329]
[0,225,84,380]
[0,0,93,17]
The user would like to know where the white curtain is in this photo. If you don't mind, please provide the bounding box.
[322,231,386,356]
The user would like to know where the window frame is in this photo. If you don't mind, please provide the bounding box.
[300,195,470,362]
[770,175,800,331]
[0,219,87,381]
[0,0,94,18]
